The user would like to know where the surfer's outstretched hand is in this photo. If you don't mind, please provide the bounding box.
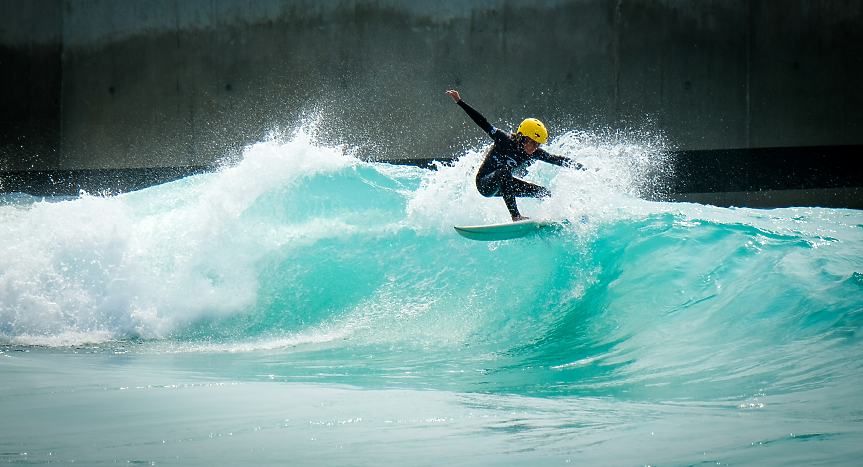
[446,90,461,103]
[567,160,600,172]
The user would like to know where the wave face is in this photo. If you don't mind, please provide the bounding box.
[2,129,862,400]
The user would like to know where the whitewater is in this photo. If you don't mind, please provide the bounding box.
[1,127,862,465]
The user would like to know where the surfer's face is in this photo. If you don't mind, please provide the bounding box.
[523,138,539,155]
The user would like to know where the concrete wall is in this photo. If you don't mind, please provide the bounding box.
[1,0,861,172]
[0,0,64,170]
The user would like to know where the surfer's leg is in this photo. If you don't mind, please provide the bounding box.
[498,176,530,219]
[508,178,551,199]
[476,169,506,197]
[500,191,522,219]
[476,169,523,218]
[500,178,551,220]
[477,170,548,219]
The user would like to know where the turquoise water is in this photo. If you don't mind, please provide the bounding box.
[2,129,862,465]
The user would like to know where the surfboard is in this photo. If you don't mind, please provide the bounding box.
[453,219,544,241]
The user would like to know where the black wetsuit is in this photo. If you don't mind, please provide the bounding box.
[456,100,574,218]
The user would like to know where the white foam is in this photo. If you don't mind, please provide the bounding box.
[405,127,673,231]
[0,128,358,346]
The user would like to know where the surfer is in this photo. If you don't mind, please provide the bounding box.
[446,90,584,221]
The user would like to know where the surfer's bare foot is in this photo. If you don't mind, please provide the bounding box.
[512,215,529,222]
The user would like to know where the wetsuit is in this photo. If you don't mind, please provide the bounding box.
[456,100,576,218]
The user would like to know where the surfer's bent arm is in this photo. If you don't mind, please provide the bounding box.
[534,149,583,169]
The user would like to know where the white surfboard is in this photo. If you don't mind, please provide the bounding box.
[453,219,544,241]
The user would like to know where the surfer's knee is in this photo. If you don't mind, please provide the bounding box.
[476,184,499,198]
[476,175,502,198]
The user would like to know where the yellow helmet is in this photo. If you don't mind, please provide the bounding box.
[517,118,548,144]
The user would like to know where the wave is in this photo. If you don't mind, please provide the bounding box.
[2,127,862,397]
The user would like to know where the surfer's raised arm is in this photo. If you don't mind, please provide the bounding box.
[446,90,495,136]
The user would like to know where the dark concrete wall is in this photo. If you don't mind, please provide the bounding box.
[0,0,64,171]
[1,0,861,172]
